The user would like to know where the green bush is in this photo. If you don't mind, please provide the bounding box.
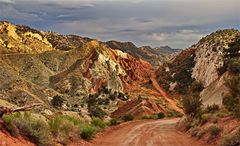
[157,112,165,119]
[189,81,204,93]
[190,127,200,137]
[2,113,20,137]
[178,117,196,131]
[109,118,119,126]
[227,58,240,74]
[51,95,64,108]
[122,114,134,121]
[223,75,240,118]
[48,115,82,144]
[3,113,51,146]
[166,110,183,117]
[91,117,106,129]
[200,113,210,125]
[221,128,240,146]
[208,124,222,138]
[80,124,97,140]
[88,106,106,119]
[182,95,202,117]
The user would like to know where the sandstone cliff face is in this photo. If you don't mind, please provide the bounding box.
[200,72,231,105]
[192,30,239,87]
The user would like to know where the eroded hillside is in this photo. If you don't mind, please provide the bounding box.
[157,29,240,105]
[0,21,181,120]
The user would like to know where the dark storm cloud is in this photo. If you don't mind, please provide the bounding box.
[0,0,239,48]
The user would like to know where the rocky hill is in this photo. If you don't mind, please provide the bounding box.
[157,29,240,106]
[105,41,179,68]
[0,21,181,120]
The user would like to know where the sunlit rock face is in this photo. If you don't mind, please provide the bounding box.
[156,29,240,105]
[0,21,54,54]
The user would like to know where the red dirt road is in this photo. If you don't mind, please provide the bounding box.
[92,119,211,146]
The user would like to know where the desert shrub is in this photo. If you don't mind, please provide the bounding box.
[196,129,206,139]
[88,106,106,119]
[80,124,97,140]
[223,75,240,118]
[3,113,51,146]
[166,110,183,117]
[48,116,63,136]
[91,117,106,129]
[58,121,79,144]
[109,94,116,101]
[177,117,198,131]
[182,95,202,117]
[226,75,240,95]
[87,94,97,106]
[227,58,240,74]
[190,127,200,137]
[223,95,240,117]
[204,104,220,113]
[122,114,134,121]
[200,113,211,125]
[51,95,64,108]
[221,128,240,146]
[157,112,165,119]
[109,118,119,126]
[2,113,20,137]
[48,115,81,144]
[208,124,222,138]
[189,81,204,93]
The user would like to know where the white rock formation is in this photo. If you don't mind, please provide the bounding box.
[192,44,226,87]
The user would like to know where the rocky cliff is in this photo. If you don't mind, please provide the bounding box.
[157,29,240,106]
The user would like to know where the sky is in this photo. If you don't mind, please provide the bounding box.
[0,0,239,49]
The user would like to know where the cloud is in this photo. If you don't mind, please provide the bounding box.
[0,3,41,20]
[0,0,14,4]
[0,0,239,48]
[145,30,206,48]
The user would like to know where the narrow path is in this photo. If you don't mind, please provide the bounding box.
[93,119,211,146]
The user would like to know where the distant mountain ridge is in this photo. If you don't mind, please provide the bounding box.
[105,41,180,67]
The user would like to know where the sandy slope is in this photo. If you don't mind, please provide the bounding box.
[0,131,34,146]
[151,77,183,114]
[92,119,212,146]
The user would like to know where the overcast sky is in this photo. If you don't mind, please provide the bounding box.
[0,0,239,48]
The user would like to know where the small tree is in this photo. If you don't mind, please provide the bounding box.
[189,81,204,93]
[51,95,64,108]
[227,58,240,74]
[122,114,134,121]
[157,112,165,119]
[182,95,202,117]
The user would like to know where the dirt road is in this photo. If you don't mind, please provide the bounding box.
[93,119,210,146]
